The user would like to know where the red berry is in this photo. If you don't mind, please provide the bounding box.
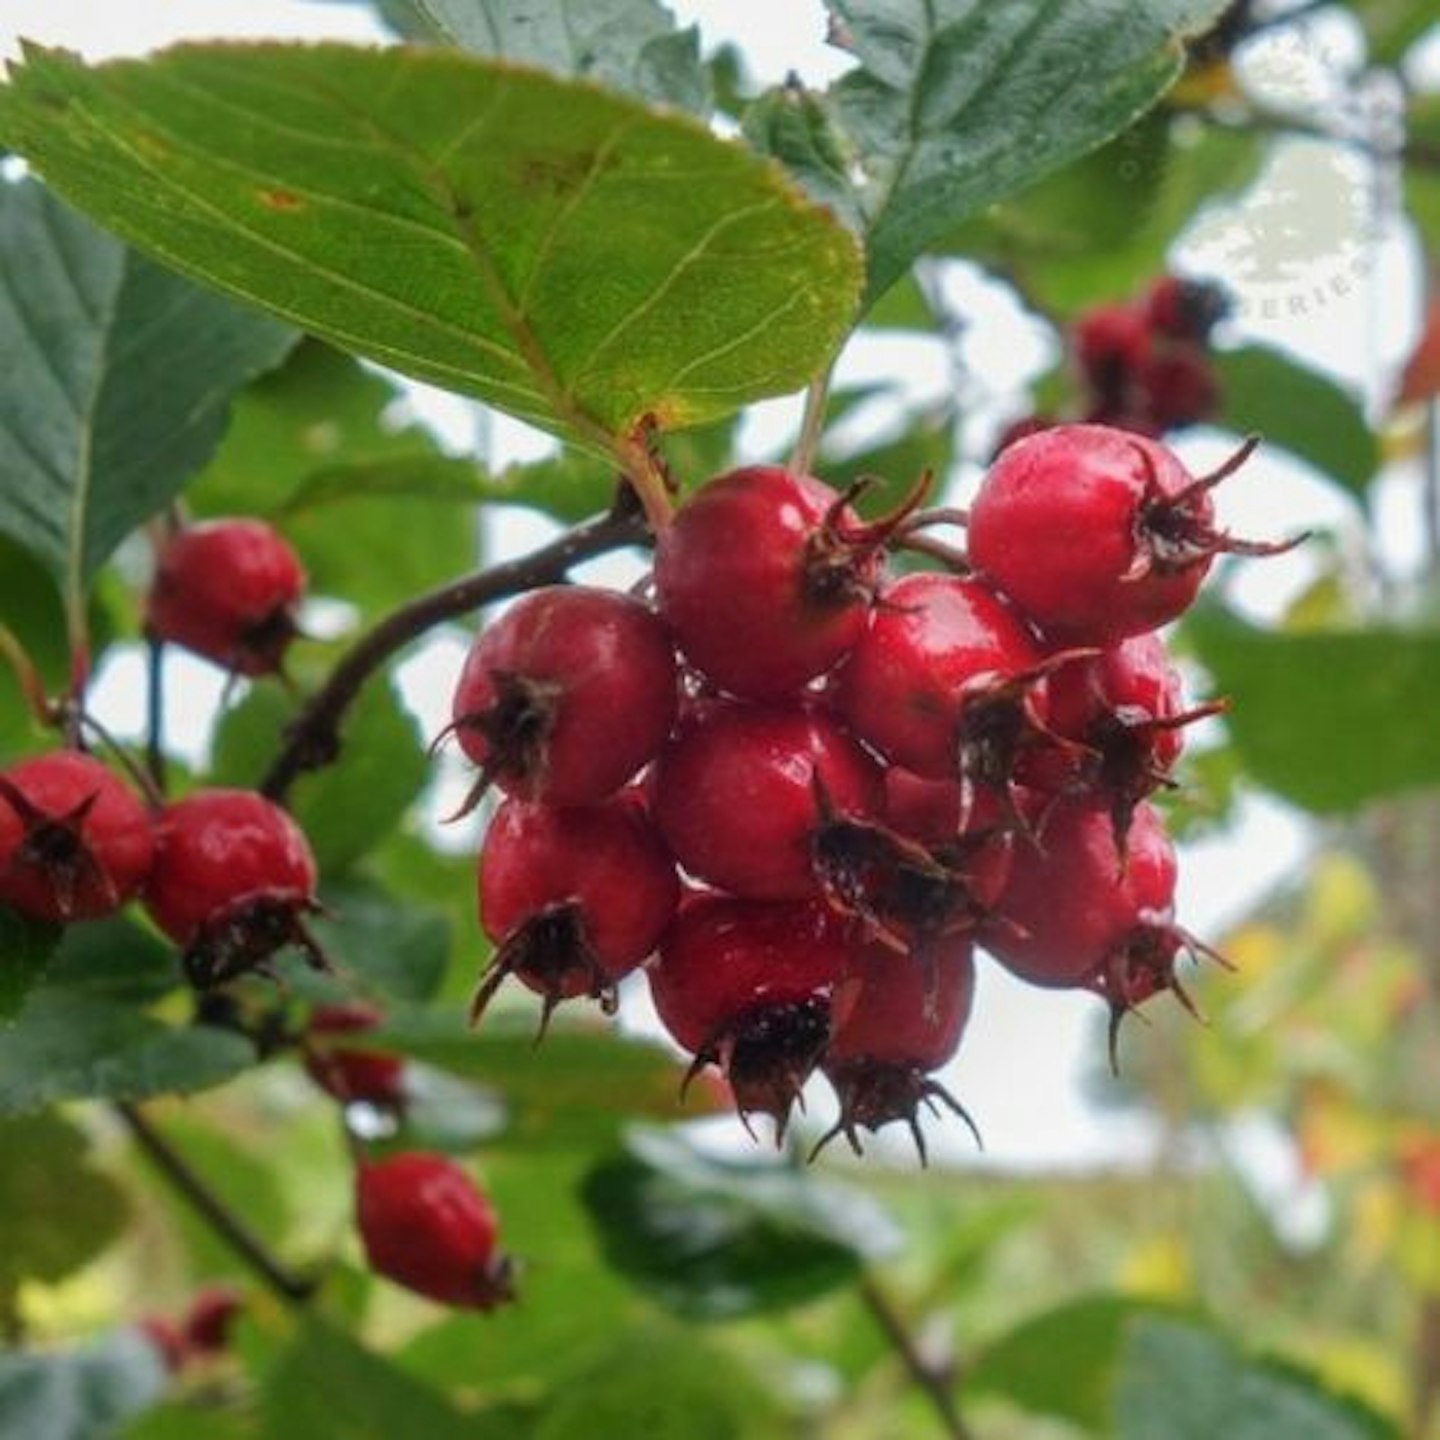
[817,936,978,1161]
[304,1001,406,1107]
[475,793,679,1029]
[968,424,1293,645]
[0,752,153,923]
[651,699,882,902]
[447,586,676,809]
[833,573,1056,812]
[655,466,907,699]
[137,1315,190,1373]
[182,1287,243,1355]
[1140,346,1221,430]
[1019,633,1224,849]
[1073,302,1151,414]
[984,797,1225,1066]
[146,519,305,676]
[648,894,862,1134]
[144,789,325,988]
[1143,275,1228,344]
[355,1151,513,1310]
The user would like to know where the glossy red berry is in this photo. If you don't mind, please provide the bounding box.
[144,789,324,988]
[476,793,678,1029]
[648,894,863,1134]
[833,572,1058,811]
[303,1001,406,1107]
[447,586,677,809]
[0,751,154,923]
[984,797,1225,1066]
[651,700,882,902]
[1019,632,1224,849]
[146,519,305,676]
[968,424,1293,645]
[655,466,908,699]
[817,936,978,1161]
[355,1151,513,1310]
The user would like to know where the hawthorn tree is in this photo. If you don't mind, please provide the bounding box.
[1,2,1439,1438]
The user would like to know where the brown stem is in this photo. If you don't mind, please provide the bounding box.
[260,501,649,803]
[858,1273,977,1440]
[116,1101,317,1306]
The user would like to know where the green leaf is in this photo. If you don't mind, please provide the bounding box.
[262,1320,509,1440]
[121,1405,255,1440]
[1213,345,1378,498]
[533,1325,785,1440]
[742,81,865,232]
[308,878,451,1004]
[580,1126,901,1319]
[0,909,63,1024]
[0,1112,128,1288]
[210,679,428,875]
[413,0,711,115]
[374,1014,705,1139]
[0,918,255,1117]
[0,179,294,617]
[1112,1317,1401,1440]
[1185,604,1440,812]
[965,1294,1183,1430]
[191,342,480,620]
[1,44,860,454]
[822,0,1233,304]
[0,1332,168,1440]
[1351,3,1438,65]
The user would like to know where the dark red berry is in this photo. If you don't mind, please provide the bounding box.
[648,894,862,1135]
[1073,302,1151,414]
[1018,632,1224,849]
[1143,275,1229,344]
[144,789,325,988]
[1139,346,1221,430]
[355,1152,513,1310]
[968,424,1296,645]
[146,519,305,676]
[984,797,1225,1067]
[137,1316,189,1373]
[446,586,677,810]
[304,1001,406,1107]
[475,793,678,1030]
[655,465,913,699]
[833,573,1060,815]
[817,936,978,1161]
[0,751,153,923]
[182,1287,243,1355]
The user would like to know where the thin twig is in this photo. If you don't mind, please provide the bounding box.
[145,636,167,796]
[791,364,835,477]
[858,1273,976,1440]
[116,1101,317,1306]
[260,501,650,802]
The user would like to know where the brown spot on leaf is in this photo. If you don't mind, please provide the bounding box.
[257,188,303,213]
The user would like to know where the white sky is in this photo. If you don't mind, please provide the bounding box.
[1,3,1418,1192]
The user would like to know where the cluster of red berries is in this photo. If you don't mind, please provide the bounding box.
[451,422,1296,1157]
[137,1286,243,1374]
[1001,275,1228,454]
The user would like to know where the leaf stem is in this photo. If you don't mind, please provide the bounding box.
[145,636,168,796]
[791,364,834,477]
[0,622,55,727]
[260,499,650,803]
[116,1100,317,1306]
[858,1272,976,1440]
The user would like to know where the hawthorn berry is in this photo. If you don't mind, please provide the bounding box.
[475,792,678,1029]
[817,935,978,1161]
[1073,301,1152,417]
[651,699,882,902]
[833,571,1066,815]
[182,1287,243,1356]
[146,519,305,676]
[1143,275,1229,345]
[968,424,1294,645]
[648,893,863,1135]
[355,1151,513,1310]
[0,751,154,923]
[303,1000,406,1107]
[144,789,325,988]
[1139,346,1221,430]
[1018,632,1224,850]
[446,586,676,809]
[984,796,1225,1066]
[654,465,912,699]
